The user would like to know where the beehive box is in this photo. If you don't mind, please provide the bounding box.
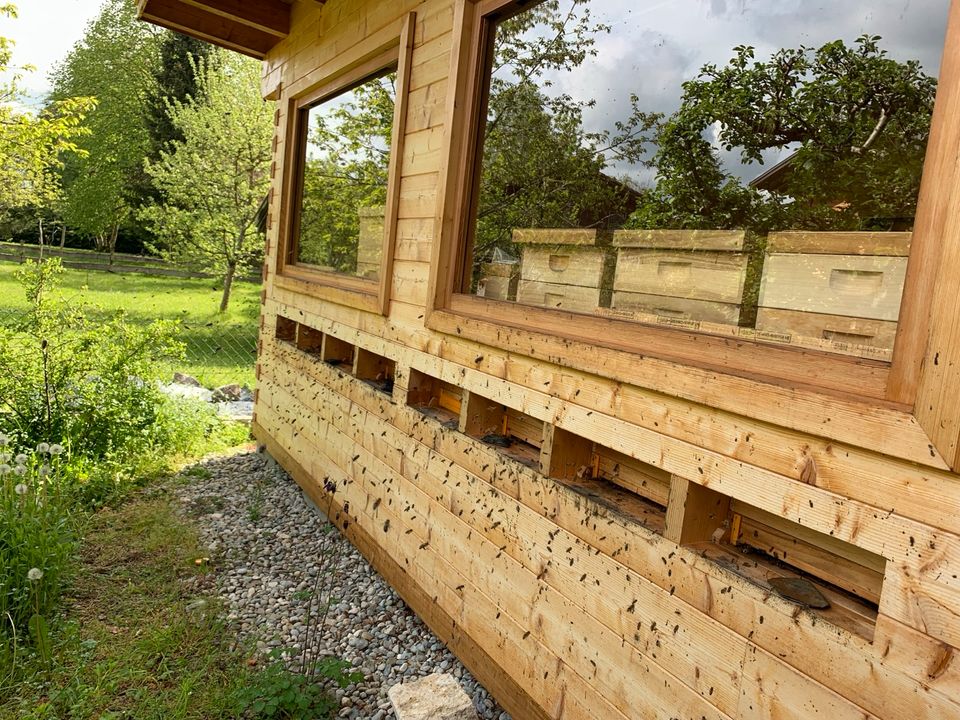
[477,260,517,301]
[356,205,385,279]
[756,231,911,351]
[611,229,748,324]
[514,229,614,314]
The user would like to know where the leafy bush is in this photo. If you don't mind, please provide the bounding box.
[236,648,362,719]
[0,440,74,663]
[0,259,183,460]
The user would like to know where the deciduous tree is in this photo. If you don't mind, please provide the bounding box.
[140,52,272,312]
[0,4,92,220]
[49,0,162,260]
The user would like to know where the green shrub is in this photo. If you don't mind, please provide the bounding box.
[0,439,74,662]
[0,259,183,460]
[235,648,362,719]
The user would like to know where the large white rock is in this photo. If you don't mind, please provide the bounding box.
[388,673,478,720]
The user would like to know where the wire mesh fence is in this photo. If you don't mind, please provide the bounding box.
[0,305,259,390]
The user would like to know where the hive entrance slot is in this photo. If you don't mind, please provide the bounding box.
[405,368,462,425]
[540,427,667,533]
[665,475,884,640]
[354,348,396,395]
[275,315,297,342]
[461,391,542,469]
[295,324,324,353]
[321,335,354,367]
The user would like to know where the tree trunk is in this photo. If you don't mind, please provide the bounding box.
[38,217,44,259]
[219,261,236,313]
[108,223,119,267]
[59,224,66,249]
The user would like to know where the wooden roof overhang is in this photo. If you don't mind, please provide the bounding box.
[136,0,315,59]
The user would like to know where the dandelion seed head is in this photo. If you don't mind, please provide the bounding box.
[0,452,10,464]
[36,442,50,454]
[13,465,26,476]
[27,568,43,581]
[50,444,64,456]
[0,433,8,447]
[38,464,51,477]
[0,464,10,476]
[14,483,27,495]
[15,454,27,466]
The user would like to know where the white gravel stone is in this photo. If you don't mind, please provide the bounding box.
[176,450,510,720]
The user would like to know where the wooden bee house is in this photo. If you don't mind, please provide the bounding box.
[139,2,960,719]
[611,229,748,324]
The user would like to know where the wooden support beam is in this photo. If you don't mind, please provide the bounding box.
[137,0,283,59]
[664,475,731,545]
[179,0,290,38]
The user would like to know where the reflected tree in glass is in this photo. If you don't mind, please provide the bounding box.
[297,71,396,278]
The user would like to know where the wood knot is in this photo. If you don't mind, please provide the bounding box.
[799,456,818,485]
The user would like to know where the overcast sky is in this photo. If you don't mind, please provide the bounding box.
[516,0,952,184]
[0,0,104,107]
[2,0,951,181]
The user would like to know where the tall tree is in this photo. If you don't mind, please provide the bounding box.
[49,0,162,259]
[629,36,937,232]
[146,32,212,159]
[140,52,272,312]
[0,3,93,220]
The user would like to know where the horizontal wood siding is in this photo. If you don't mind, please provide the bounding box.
[251,1,960,718]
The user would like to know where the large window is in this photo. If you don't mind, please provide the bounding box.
[279,15,415,314]
[293,68,396,280]
[447,0,948,364]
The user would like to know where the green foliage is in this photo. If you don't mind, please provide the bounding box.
[236,648,360,720]
[0,4,94,217]
[49,0,163,255]
[146,33,213,167]
[298,71,395,273]
[630,36,937,232]
[0,261,260,388]
[1,492,254,718]
[0,260,183,460]
[0,443,74,658]
[140,52,273,312]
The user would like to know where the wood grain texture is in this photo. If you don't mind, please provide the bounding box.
[228,0,960,716]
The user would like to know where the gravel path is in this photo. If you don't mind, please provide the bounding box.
[176,450,509,720]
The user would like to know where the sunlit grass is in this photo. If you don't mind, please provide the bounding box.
[0,264,260,388]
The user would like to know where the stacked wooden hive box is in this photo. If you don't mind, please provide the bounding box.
[756,231,911,352]
[609,229,749,325]
[513,229,615,313]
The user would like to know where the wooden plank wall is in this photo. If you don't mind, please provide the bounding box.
[253,1,960,718]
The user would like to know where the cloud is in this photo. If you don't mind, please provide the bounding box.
[525,0,950,183]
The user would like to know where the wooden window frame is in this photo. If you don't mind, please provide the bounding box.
[427,0,960,470]
[276,13,416,316]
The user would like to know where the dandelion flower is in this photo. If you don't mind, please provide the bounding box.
[0,452,10,464]
[15,453,27,465]
[37,442,50,454]
[50,444,64,456]
[39,464,51,477]
[14,483,27,495]
[0,433,8,447]
[13,465,26,476]
[27,568,43,581]
[0,464,10,475]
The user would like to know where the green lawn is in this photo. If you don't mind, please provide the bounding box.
[0,264,261,388]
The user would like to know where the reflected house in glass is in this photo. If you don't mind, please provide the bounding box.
[139,1,960,718]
